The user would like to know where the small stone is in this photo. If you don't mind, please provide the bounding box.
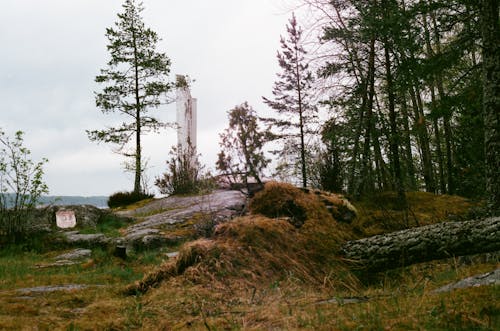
[114,245,127,259]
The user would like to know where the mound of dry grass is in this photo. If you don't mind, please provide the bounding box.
[249,181,357,225]
[127,184,476,296]
[127,182,357,294]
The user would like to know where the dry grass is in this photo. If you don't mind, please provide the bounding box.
[128,214,354,295]
[130,255,498,330]
[352,191,475,237]
[249,182,330,221]
[1,183,496,330]
[113,197,156,211]
[129,183,357,295]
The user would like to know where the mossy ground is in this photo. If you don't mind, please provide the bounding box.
[0,184,497,330]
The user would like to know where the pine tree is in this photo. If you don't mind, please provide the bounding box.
[263,13,315,188]
[217,102,270,193]
[87,0,172,194]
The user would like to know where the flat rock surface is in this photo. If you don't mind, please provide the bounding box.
[16,284,101,294]
[54,248,92,261]
[52,191,246,251]
[318,296,369,305]
[123,190,246,234]
[35,248,93,268]
[433,268,500,293]
[63,232,109,245]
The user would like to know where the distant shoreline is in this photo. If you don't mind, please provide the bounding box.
[1,194,108,209]
[39,196,108,208]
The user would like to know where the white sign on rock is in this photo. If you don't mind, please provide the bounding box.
[56,210,77,229]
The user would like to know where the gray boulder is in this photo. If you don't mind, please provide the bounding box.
[433,268,500,293]
[31,205,106,232]
[54,248,92,261]
[62,231,109,247]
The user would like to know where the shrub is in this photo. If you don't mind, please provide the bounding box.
[156,144,214,196]
[216,102,270,194]
[108,191,154,208]
[0,130,48,244]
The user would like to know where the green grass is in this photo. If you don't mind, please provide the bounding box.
[0,251,43,290]
[79,213,132,237]
[0,189,497,330]
[1,241,497,330]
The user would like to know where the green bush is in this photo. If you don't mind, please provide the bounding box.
[107,191,153,208]
[155,144,214,196]
[0,130,49,244]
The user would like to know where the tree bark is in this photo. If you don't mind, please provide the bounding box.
[479,0,500,216]
[358,37,376,197]
[133,25,142,195]
[383,38,407,210]
[422,13,446,194]
[401,98,417,190]
[342,217,500,272]
[409,84,435,193]
[430,9,455,195]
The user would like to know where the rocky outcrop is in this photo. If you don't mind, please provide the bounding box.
[122,228,183,250]
[36,248,93,268]
[121,190,246,230]
[61,231,109,247]
[433,268,500,293]
[54,248,92,261]
[120,190,246,250]
[342,217,500,271]
[309,189,357,223]
[31,205,108,232]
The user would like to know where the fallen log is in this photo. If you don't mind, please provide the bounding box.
[342,217,500,271]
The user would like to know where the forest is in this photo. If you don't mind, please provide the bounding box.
[259,0,499,216]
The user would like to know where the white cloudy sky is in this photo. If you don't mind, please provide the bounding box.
[0,0,306,196]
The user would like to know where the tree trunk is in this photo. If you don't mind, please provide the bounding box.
[295,42,307,189]
[430,84,447,194]
[383,39,407,210]
[409,84,435,193]
[133,27,142,195]
[442,114,455,194]
[479,0,500,216]
[372,125,390,191]
[342,217,500,272]
[348,111,364,195]
[401,97,417,190]
[334,3,367,195]
[423,13,446,194]
[358,37,376,197]
[430,9,455,194]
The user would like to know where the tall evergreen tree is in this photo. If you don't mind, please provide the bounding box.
[263,13,315,188]
[87,0,172,194]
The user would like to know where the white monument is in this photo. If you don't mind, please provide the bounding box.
[176,75,197,153]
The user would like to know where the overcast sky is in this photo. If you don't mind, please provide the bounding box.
[0,0,304,196]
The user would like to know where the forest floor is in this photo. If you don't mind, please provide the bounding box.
[0,186,498,330]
